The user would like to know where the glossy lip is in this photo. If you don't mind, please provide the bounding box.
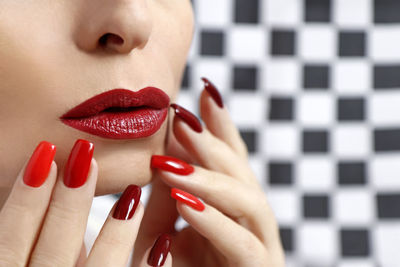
[60,87,170,140]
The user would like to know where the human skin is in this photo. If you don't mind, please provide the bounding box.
[0,0,285,266]
[0,0,194,200]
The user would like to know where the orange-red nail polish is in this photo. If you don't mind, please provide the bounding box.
[171,188,205,211]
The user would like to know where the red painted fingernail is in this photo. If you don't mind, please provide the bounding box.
[201,77,224,108]
[63,139,94,188]
[171,188,205,211]
[147,234,172,267]
[151,155,194,175]
[23,141,56,187]
[113,185,141,220]
[170,103,203,133]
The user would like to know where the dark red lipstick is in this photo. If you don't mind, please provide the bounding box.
[60,87,170,139]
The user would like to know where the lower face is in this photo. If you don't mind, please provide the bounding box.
[0,0,194,196]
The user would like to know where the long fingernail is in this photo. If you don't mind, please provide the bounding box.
[171,188,205,211]
[170,103,203,133]
[147,234,172,267]
[63,139,94,188]
[23,141,56,187]
[201,77,224,108]
[113,185,141,220]
[151,155,194,175]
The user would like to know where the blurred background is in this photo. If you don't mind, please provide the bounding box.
[88,0,400,266]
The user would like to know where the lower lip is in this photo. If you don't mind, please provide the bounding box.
[61,107,168,139]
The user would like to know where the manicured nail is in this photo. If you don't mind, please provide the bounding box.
[23,141,56,187]
[170,103,203,133]
[147,234,172,267]
[171,188,205,211]
[63,139,94,188]
[151,155,194,175]
[201,77,224,108]
[113,185,141,220]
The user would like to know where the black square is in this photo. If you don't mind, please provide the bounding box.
[377,193,400,218]
[234,0,259,24]
[269,97,294,121]
[181,65,191,90]
[338,31,366,57]
[338,161,366,185]
[302,130,329,153]
[337,98,365,121]
[374,65,400,89]
[233,66,258,90]
[239,130,257,154]
[374,128,400,152]
[303,195,330,218]
[279,227,294,252]
[305,0,331,22]
[374,0,400,23]
[268,161,293,185]
[303,65,330,89]
[341,229,370,257]
[200,30,225,56]
[270,30,296,56]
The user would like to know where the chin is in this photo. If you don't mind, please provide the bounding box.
[92,116,170,196]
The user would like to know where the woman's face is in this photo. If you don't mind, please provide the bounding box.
[0,0,194,196]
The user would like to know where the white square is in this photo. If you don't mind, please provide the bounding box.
[248,156,264,185]
[333,126,370,158]
[196,0,231,27]
[298,93,334,126]
[299,26,336,61]
[333,189,373,225]
[334,0,371,27]
[375,224,400,266]
[262,125,299,157]
[298,157,334,191]
[228,94,266,127]
[371,155,400,190]
[298,223,337,264]
[264,59,300,93]
[333,61,370,94]
[176,92,197,115]
[228,26,267,62]
[370,92,400,126]
[265,0,301,26]
[338,260,374,267]
[371,27,400,62]
[195,59,230,94]
[266,189,299,224]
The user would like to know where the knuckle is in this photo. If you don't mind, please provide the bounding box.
[0,246,24,266]
[30,249,71,267]
[46,199,82,224]
[96,231,132,249]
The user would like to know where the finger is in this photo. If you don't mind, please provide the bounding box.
[151,155,280,246]
[132,176,178,265]
[86,185,143,267]
[139,234,172,267]
[171,188,269,266]
[170,103,255,183]
[29,139,96,267]
[200,77,248,159]
[0,141,57,266]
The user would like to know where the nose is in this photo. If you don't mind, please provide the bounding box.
[73,0,153,54]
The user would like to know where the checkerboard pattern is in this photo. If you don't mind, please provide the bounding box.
[176,0,400,266]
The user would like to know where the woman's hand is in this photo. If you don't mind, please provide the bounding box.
[134,78,285,267]
[0,139,172,267]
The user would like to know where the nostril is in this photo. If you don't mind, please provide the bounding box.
[99,33,124,47]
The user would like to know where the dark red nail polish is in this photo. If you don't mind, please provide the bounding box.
[63,139,94,188]
[171,188,205,211]
[151,155,194,175]
[23,141,56,187]
[201,77,224,108]
[113,185,141,220]
[147,234,172,267]
[170,103,203,133]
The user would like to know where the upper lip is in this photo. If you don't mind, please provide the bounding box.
[60,87,170,119]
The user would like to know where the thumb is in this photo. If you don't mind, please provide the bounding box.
[131,176,178,265]
[139,234,172,267]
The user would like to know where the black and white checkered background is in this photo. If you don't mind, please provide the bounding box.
[174,0,400,266]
